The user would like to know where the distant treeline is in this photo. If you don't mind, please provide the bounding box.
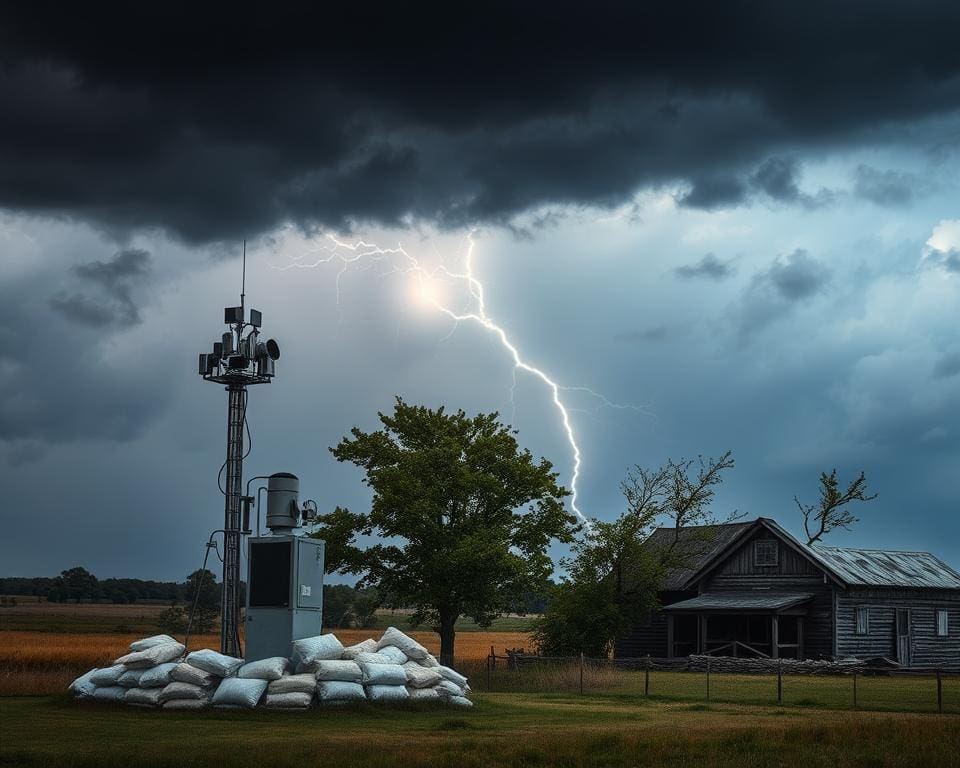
[0,567,187,604]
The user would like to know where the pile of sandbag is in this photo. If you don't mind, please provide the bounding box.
[69,626,472,710]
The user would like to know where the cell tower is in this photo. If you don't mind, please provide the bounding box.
[197,245,281,657]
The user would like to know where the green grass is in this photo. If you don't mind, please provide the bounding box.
[1,693,958,767]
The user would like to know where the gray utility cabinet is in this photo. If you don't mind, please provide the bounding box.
[245,535,325,662]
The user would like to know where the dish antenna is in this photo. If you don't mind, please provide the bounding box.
[197,241,281,657]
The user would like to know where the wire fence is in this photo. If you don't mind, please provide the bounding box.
[464,650,960,714]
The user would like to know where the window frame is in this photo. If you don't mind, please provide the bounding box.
[936,609,949,637]
[855,607,870,636]
[753,540,779,567]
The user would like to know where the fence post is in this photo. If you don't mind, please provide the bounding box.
[937,667,942,713]
[777,658,782,705]
[486,649,492,691]
[579,652,584,695]
[853,672,857,710]
[706,655,711,702]
[644,654,650,697]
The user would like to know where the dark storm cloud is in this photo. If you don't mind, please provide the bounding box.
[764,250,831,301]
[675,253,736,281]
[1,2,959,242]
[933,352,960,379]
[853,165,933,207]
[49,248,151,328]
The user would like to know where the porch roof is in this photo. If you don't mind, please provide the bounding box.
[663,592,815,612]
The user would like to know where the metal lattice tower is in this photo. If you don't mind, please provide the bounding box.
[197,249,280,657]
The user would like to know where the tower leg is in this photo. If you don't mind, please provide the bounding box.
[221,384,245,657]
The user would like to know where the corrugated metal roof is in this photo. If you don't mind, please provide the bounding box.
[664,593,815,611]
[808,546,960,589]
[643,522,753,590]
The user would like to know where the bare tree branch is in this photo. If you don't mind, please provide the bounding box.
[798,469,877,545]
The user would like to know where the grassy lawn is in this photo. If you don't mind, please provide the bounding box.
[2,694,958,768]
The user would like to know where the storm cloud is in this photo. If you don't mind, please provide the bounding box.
[2,2,960,242]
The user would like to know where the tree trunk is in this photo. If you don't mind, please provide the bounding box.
[439,612,457,667]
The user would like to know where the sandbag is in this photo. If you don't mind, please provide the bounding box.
[170,663,218,688]
[407,686,441,701]
[117,669,144,688]
[376,645,408,665]
[90,665,126,686]
[263,692,312,709]
[311,660,362,683]
[447,695,474,707]
[69,669,99,698]
[267,674,316,695]
[360,661,407,686]
[237,657,289,681]
[211,677,268,709]
[403,661,442,688]
[138,662,179,688]
[185,649,244,677]
[91,685,127,702]
[115,641,185,669]
[438,665,468,689]
[377,627,429,660]
[434,679,465,697]
[365,684,409,702]
[129,634,177,652]
[292,634,344,669]
[316,680,366,703]
[125,687,164,706]
[162,698,208,710]
[420,653,440,668]
[340,638,378,659]
[159,681,209,702]
[351,651,394,665]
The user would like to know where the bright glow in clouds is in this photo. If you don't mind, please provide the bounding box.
[272,231,647,524]
[927,219,960,253]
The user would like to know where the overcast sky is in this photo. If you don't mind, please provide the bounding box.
[2,3,959,581]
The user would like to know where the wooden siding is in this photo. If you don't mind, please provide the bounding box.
[704,574,835,659]
[715,529,820,577]
[614,590,694,658]
[835,588,960,668]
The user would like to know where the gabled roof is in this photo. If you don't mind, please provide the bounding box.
[643,522,753,590]
[807,546,960,590]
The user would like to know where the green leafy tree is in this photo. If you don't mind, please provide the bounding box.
[311,398,577,664]
[533,451,737,657]
[57,567,99,602]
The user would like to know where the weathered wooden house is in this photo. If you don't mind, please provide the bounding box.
[614,517,960,668]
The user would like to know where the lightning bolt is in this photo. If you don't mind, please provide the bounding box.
[274,232,649,524]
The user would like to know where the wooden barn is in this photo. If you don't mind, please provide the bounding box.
[614,517,960,668]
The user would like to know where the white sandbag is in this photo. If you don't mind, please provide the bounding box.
[340,638,378,659]
[403,661,442,688]
[158,681,209,702]
[237,657,289,681]
[115,641,185,668]
[311,660,362,683]
[117,669,144,688]
[263,692,312,710]
[170,663,218,687]
[438,665,468,688]
[129,634,178,652]
[351,651,394,665]
[365,684,409,702]
[292,634,344,669]
[124,687,164,706]
[407,686,442,701]
[91,685,127,702]
[447,695,473,707]
[90,665,126,686]
[434,679,465,697]
[162,698,209,710]
[360,661,407,686]
[377,626,429,660]
[267,674,317,695]
[185,649,244,677]
[376,645,408,665]
[420,653,440,668]
[316,680,366,703]
[211,677,268,709]
[138,662,179,688]
[69,669,99,698]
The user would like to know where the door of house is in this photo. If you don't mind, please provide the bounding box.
[896,609,911,666]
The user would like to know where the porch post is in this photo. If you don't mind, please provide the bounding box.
[771,614,779,659]
[666,613,674,658]
[797,617,804,660]
[700,614,708,655]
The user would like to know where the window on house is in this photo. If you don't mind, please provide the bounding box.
[856,607,870,635]
[937,609,949,637]
[754,540,778,567]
